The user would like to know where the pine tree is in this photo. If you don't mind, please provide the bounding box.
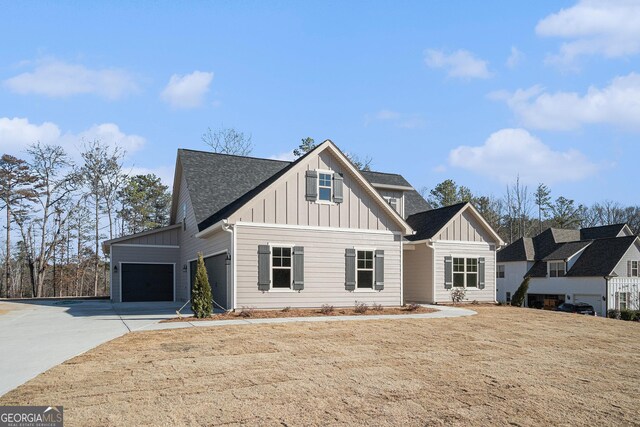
[511,277,530,307]
[191,253,212,318]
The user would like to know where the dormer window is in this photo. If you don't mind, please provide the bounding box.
[384,196,399,213]
[549,261,566,277]
[318,172,333,201]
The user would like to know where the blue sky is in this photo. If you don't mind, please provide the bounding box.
[1,0,639,205]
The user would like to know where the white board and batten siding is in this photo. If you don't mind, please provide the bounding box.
[229,151,399,232]
[235,224,402,309]
[433,241,497,303]
[176,173,231,302]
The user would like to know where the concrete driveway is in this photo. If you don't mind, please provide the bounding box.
[0,299,190,397]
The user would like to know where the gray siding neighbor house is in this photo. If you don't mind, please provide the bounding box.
[497,223,640,316]
[104,140,437,309]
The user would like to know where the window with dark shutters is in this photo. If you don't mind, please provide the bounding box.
[345,248,356,291]
[257,245,271,291]
[444,256,453,289]
[333,174,344,203]
[292,246,304,291]
[305,170,318,201]
[374,250,384,290]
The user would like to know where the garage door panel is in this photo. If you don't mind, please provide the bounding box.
[122,263,174,302]
[574,294,603,316]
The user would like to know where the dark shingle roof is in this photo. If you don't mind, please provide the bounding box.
[179,149,290,231]
[179,148,426,231]
[405,202,467,241]
[566,236,637,277]
[543,241,592,261]
[526,261,548,278]
[580,224,627,240]
[497,237,535,262]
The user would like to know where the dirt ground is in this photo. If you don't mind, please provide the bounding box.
[1,306,639,426]
[165,304,435,322]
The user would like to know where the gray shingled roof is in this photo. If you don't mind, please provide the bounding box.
[566,236,637,277]
[178,148,427,231]
[543,241,592,261]
[526,261,548,278]
[497,237,535,262]
[405,202,467,241]
[580,224,627,240]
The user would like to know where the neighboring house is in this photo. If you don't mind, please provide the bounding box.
[403,202,505,304]
[497,223,640,316]
[104,140,434,309]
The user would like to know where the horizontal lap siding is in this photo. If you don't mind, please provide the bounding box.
[403,244,434,303]
[434,241,496,303]
[235,225,402,308]
[177,173,231,302]
[110,246,180,302]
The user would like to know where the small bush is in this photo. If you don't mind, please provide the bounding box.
[372,303,384,312]
[281,306,291,313]
[620,309,636,321]
[608,309,621,319]
[320,304,334,315]
[450,288,466,303]
[511,277,530,307]
[239,306,255,318]
[191,253,213,318]
[354,301,368,314]
[405,303,420,312]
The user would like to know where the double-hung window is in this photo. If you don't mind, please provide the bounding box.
[453,257,478,288]
[617,292,629,310]
[356,250,374,289]
[496,264,505,279]
[384,196,399,213]
[549,261,565,277]
[272,247,292,289]
[629,260,639,277]
[318,172,333,201]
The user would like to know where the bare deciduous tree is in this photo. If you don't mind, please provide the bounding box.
[202,127,253,156]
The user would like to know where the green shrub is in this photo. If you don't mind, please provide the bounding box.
[608,309,620,319]
[191,253,213,318]
[510,277,530,307]
[620,309,635,321]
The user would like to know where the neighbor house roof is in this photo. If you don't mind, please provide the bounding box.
[360,170,431,217]
[565,236,637,277]
[580,223,628,240]
[496,237,535,262]
[178,142,424,233]
[405,202,467,241]
[542,240,592,261]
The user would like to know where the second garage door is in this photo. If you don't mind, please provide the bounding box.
[121,263,174,302]
[574,294,603,316]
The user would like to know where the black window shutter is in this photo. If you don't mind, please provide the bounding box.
[333,173,344,203]
[345,248,356,291]
[257,245,271,291]
[305,170,318,201]
[292,246,304,291]
[374,250,384,291]
[444,256,453,289]
[478,257,485,289]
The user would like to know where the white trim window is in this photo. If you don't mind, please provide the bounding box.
[356,250,374,289]
[497,264,505,279]
[271,246,293,289]
[628,260,639,277]
[549,261,566,277]
[383,196,399,213]
[318,171,333,202]
[453,257,478,288]
[616,292,629,310]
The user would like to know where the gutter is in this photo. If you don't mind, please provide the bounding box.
[194,219,227,238]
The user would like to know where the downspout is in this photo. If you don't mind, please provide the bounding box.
[222,222,236,310]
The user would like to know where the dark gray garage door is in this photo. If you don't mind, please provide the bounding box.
[190,253,229,309]
[121,263,174,302]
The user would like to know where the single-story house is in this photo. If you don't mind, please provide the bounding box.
[497,223,640,316]
[403,202,505,304]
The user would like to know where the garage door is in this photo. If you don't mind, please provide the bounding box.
[190,253,229,309]
[574,294,603,316]
[121,263,174,302]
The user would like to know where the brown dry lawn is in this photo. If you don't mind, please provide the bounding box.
[1,306,639,426]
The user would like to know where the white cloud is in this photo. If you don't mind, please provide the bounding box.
[365,109,426,129]
[268,151,296,162]
[448,128,599,184]
[506,46,524,68]
[0,117,146,156]
[536,0,640,65]
[3,59,138,99]
[491,72,640,131]
[160,71,213,109]
[424,49,492,79]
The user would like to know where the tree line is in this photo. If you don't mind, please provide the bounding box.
[421,178,640,244]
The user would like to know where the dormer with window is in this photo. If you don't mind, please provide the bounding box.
[549,261,566,277]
